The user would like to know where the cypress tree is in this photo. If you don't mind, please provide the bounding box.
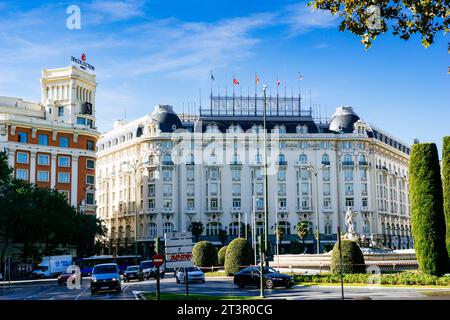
[409,143,448,276]
[442,137,450,257]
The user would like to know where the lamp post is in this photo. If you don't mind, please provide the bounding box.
[123,159,149,264]
[307,163,330,254]
[262,84,269,267]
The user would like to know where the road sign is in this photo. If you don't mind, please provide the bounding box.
[152,254,164,267]
[164,232,194,269]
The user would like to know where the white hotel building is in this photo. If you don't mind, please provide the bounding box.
[96,95,412,256]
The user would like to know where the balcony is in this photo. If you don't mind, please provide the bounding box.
[162,160,174,166]
[342,161,354,166]
[359,161,368,166]
[277,207,288,212]
[231,207,242,213]
[148,192,155,197]
[322,207,333,213]
[360,206,370,212]
[162,208,175,215]
[296,206,313,213]
[276,161,288,166]
[321,161,331,166]
[143,208,157,215]
[205,208,223,216]
[185,208,196,216]
[229,160,242,166]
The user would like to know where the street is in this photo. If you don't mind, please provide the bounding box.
[1,275,449,300]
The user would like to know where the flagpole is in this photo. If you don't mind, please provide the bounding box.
[276,74,279,117]
[255,72,258,116]
[275,193,280,271]
[210,70,213,113]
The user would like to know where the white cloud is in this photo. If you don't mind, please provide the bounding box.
[84,0,145,25]
[282,2,339,36]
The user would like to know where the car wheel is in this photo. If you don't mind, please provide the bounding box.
[236,281,245,289]
[116,286,122,293]
[265,279,274,289]
[286,283,294,288]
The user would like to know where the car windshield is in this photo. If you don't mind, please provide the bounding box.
[184,267,200,272]
[93,265,117,275]
[126,266,139,271]
[140,261,154,268]
[263,267,278,274]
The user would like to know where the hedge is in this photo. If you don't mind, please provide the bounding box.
[293,272,450,286]
[442,137,450,258]
[330,240,365,274]
[218,246,227,266]
[409,143,449,276]
[192,241,218,267]
[225,238,252,276]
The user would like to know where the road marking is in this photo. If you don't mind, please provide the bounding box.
[74,286,89,300]
[132,291,141,300]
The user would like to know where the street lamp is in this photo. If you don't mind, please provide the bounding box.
[122,159,149,263]
[307,163,330,254]
[262,84,269,267]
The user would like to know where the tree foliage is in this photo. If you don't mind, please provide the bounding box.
[192,241,218,267]
[330,240,365,274]
[409,143,449,276]
[225,238,253,276]
[188,221,204,242]
[308,0,450,50]
[296,221,310,252]
[218,229,228,246]
[443,137,450,258]
[218,245,227,266]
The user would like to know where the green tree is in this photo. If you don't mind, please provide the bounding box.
[192,241,218,267]
[296,221,310,253]
[218,245,227,266]
[409,143,449,276]
[188,221,204,242]
[276,225,285,242]
[0,152,12,187]
[218,229,228,246]
[443,136,450,257]
[308,0,450,50]
[330,240,365,274]
[225,238,252,276]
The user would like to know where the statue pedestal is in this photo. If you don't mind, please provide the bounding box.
[342,232,360,242]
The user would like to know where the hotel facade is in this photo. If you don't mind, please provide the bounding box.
[96,95,413,256]
[0,65,100,214]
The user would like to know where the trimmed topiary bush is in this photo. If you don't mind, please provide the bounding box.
[218,246,227,266]
[330,240,365,274]
[442,137,450,258]
[225,238,252,276]
[409,143,449,276]
[192,241,218,267]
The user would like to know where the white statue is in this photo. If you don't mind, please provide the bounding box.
[345,208,355,234]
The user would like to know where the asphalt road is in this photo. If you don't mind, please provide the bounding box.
[0,275,449,300]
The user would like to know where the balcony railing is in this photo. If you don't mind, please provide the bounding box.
[162,160,174,166]
[276,161,288,166]
[342,161,354,166]
[359,161,368,166]
[321,161,331,166]
[296,206,313,212]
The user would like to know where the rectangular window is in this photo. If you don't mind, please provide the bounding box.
[58,172,70,183]
[301,182,309,195]
[38,134,49,146]
[345,183,354,195]
[87,140,95,151]
[163,170,172,181]
[16,169,28,180]
[256,183,264,194]
[148,199,155,209]
[37,171,49,182]
[86,193,95,205]
[59,136,69,148]
[278,198,287,208]
[18,132,28,143]
[232,198,241,209]
[360,169,367,181]
[210,168,218,180]
[322,168,330,181]
[323,198,331,209]
[210,198,218,209]
[232,169,241,181]
[59,190,70,203]
[277,169,286,181]
[278,183,286,194]
[59,156,71,167]
[86,175,95,185]
[344,169,353,181]
[77,117,86,125]
[148,184,155,196]
[210,183,218,195]
[37,154,50,166]
[17,152,29,164]
[163,199,172,209]
[163,184,172,196]
[345,198,354,207]
[256,198,264,209]
[232,183,241,195]
[301,197,310,209]
[58,106,64,117]
[186,168,195,180]
[323,183,331,195]
[301,169,309,180]
[86,159,95,169]
[362,198,368,208]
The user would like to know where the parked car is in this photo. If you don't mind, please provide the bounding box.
[123,265,144,282]
[175,267,205,284]
[90,263,121,295]
[57,271,83,286]
[140,260,165,279]
[233,267,294,289]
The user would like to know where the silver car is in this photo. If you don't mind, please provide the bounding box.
[175,267,205,284]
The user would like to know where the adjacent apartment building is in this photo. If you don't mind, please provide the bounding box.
[0,65,100,214]
[96,94,412,257]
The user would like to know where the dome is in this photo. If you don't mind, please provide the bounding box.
[151,105,182,132]
[329,106,360,133]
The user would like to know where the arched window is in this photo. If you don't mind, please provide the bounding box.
[149,155,155,165]
[278,125,286,133]
[163,153,172,164]
[299,154,308,163]
[163,222,174,234]
[278,154,286,164]
[110,227,116,240]
[147,223,157,238]
[278,221,291,235]
[322,154,330,165]
[206,222,222,236]
[118,226,124,239]
[228,222,242,236]
[343,154,353,164]
[125,225,132,239]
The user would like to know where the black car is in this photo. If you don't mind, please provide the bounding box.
[233,267,294,289]
[123,265,144,282]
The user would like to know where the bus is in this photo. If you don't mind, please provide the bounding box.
[78,255,142,276]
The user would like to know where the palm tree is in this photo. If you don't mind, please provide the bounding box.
[276,225,285,242]
[296,221,310,253]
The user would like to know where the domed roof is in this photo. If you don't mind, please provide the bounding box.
[329,107,360,133]
[151,105,182,132]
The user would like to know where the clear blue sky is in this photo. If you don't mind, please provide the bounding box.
[0,0,448,151]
